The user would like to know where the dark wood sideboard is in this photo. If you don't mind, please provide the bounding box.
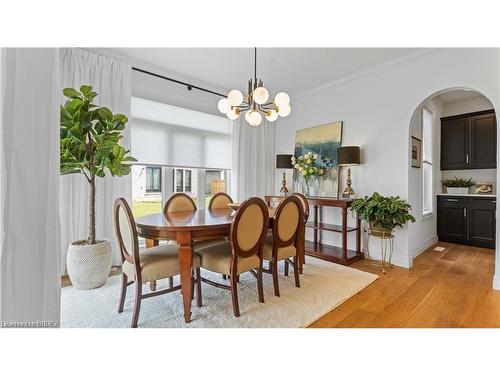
[264,195,362,265]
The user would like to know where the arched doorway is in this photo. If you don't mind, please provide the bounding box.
[407,87,497,284]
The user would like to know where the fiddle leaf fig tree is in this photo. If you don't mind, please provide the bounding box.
[60,85,136,245]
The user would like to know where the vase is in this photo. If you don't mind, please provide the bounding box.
[67,239,112,290]
[318,169,338,197]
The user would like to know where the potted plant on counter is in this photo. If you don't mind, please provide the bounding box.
[352,192,416,237]
[442,177,475,195]
[60,85,136,290]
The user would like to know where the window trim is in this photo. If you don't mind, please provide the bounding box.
[421,106,434,217]
[145,166,162,193]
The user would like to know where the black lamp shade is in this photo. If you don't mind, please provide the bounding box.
[276,154,294,169]
[337,146,360,166]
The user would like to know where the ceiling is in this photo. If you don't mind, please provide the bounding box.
[109,48,431,97]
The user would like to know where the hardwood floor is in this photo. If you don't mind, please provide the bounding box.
[310,242,500,328]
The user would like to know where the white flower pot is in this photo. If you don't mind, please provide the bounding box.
[446,187,469,195]
[67,239,112,290]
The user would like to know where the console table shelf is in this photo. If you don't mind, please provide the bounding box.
[306,222,357,233]
[264,195,363,265]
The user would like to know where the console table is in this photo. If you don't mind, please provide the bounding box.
[264,195,363,265]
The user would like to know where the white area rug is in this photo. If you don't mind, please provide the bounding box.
[61,257,378,328]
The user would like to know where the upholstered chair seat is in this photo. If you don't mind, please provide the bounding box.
[122,244,201,283]
[197,242,260,275]
[263,234,297,261]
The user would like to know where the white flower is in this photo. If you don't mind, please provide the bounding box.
[291,156,296,162]
[301,170,307,176]
[304,153,309,159]
[308,168,314,174]
[294,164,299,169]
[306,159,312,164]
[319,169,325,176]
[298,156,304,161]
[313,153,318,159]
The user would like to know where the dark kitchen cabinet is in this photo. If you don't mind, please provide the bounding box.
[437,195,495,249]
[441,110,496,170]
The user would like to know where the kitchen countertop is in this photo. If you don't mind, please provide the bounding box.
[437,193,496,197]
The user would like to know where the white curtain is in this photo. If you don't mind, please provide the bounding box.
[0,48,61,324]
[231,118,276,202]
[59,49,132,274]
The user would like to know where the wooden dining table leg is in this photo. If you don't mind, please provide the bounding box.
[145,239,159,291]
[177,231,193,323]
[341,207,348,262]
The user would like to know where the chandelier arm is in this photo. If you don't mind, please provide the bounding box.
[254,47,257,86]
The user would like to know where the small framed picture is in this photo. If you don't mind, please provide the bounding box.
[475,182,493,194]
[411,136,422,168]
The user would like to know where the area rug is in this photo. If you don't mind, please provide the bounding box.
[61,257,378,328]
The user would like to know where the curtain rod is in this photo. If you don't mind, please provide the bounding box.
[132,67,226,98]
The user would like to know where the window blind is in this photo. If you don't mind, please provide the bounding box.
[130,97,231,169]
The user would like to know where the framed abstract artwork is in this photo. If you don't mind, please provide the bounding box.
[292,121,343,197]
[411,136,421,168]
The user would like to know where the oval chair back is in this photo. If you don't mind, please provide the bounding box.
[272,195,304,249]
[114,198,140,267]
[230,197,270,264]
[208,192,234,209]
[163,192,197,215]
[292,192,310,224]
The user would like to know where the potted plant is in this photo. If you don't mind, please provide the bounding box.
[60,85,136,289]
[442,177,475,195]
[352,192,416,237]
[291,152,327,196]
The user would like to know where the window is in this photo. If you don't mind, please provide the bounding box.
[175,169,184,192]
[422,107,433,215]
[185,170,192,192]
[131,165,163,220]
[146,166,161,193]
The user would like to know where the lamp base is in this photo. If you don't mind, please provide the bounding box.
[280,171,289,195]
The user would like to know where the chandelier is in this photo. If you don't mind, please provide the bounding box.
[217,48,291,126]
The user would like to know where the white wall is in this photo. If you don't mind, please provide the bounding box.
[275,49,500,279]
[442,95,493,117]
[408,98,443,259]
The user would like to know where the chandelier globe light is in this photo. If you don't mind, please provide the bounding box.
[218,47,291,126]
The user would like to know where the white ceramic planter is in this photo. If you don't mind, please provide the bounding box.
[67,239,112,290]
[446,187,469,194]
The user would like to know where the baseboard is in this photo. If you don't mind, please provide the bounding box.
[493,273,500,290]
[411,235,439,259]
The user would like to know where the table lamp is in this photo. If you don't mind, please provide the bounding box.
[276,154,294,195]
[337,146,360,198]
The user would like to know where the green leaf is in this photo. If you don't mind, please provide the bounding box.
[98,107,113,122]
[80,85,92,96]
[63,88,80,98]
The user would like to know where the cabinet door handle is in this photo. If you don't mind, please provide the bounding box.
[466,154,469,164]
[464,208,467,217]
[447,199,459,202]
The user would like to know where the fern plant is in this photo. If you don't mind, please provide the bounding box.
[352,192,416,230]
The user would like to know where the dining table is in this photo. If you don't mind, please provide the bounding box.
[135,206,304,323]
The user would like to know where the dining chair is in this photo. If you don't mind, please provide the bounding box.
[208,192,233,209]
[290,192,309,273]
[196,197,270,317]
[263,195,304,297]
[114,198,202,328]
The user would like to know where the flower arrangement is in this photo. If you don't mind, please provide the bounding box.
[291,152,327,195]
